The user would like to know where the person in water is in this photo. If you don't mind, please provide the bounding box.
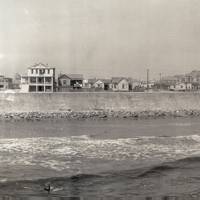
[44,183,51,194]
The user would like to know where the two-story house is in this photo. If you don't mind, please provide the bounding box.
[21,63,55,92]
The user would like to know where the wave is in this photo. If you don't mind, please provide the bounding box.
[1,155,200,185]
[136,164,177,178]
[135,156,200,178]
[1,134,200,173]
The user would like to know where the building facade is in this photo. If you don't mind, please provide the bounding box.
[111,77,129,92]
[87,79,112,91]
[58,74,83,91]
[169,83,192,91]
[21,63,55,92]
[0,76,12,90]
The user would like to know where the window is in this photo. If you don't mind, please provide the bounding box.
[38,86,44,92]
[48,69,50,74]
[45,77,52,84]
[30,77,36,83]
[31,69,34,74]
[38,77,44,83]
[29,86,36,92]
[45,86,52,92]
[63,80,67,85]
[39,69,45,74]
[122,84,125,89]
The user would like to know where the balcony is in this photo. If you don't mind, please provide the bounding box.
[38,77,44,84]
[45,77,52,84]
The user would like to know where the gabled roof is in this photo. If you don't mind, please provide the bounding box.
[94,79,104,84]
[88,78,111,84]
[100,79,111,84]
[88,78,97,84]
[59,74,83,80]
[127,78,140,83]
[111,77,128,84]
[29,63,54,69]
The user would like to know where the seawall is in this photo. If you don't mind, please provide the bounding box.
[0,92,200,112]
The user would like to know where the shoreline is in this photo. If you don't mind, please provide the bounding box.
[1,109,200,121]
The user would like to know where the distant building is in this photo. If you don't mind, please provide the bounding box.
[0,75,12,90]
[58,74,83,91]
[160,76,178,85]
[93,79,104,89]
[21,63,55,92]
[12,73,21,89]
[87,78,112,91]
[140,81,155,90]
[111,77,129,92]
[127,78,141,91]
[87,78,97,88]
[185,70,200,83]
[101,79,112,90]
[169,82,192,91]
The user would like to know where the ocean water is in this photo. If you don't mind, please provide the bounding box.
[0,118,200,199]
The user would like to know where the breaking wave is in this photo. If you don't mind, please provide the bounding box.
[1,134,200,169]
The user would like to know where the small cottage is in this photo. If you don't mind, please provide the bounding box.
[87,78,112,91]
[111,77,129,92]
[58,74,83,91]
[169,83,192,91]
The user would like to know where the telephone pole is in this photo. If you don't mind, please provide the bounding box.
[159,73,162,90]
[147,69,149,91]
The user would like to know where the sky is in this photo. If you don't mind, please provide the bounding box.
[0,0,200,80]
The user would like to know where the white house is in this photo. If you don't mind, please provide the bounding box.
[93,80,104,89]
[111,77,129,91]
[169,83,192,91]
[21,63,55,92]
[87,79,112,90]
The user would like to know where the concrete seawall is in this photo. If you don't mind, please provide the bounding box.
[0,92,200,113]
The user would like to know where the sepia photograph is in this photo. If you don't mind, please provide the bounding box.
[0,0,200,199]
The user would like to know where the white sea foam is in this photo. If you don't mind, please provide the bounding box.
[0,135,200,171]
[0,178,7,183]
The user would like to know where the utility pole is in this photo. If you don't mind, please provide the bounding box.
[159,73,162,90]
[147,69,149,91]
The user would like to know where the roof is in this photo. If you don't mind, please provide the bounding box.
[29,63,54,69]
[111,77,128,84]
[101,79,111,84]
[0,75,12,80]
[187,70,200,77]
[87,78,111,84]
[59,74,84,80]
[88,78,97,84]
[21,74,28,78]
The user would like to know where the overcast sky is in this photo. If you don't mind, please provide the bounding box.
[0,0,200,79]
